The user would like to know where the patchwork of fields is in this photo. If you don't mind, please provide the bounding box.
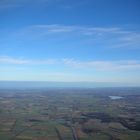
[0,88,140,140]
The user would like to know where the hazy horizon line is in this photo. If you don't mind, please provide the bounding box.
[0,80,139,88]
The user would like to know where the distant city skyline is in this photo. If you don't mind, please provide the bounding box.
[0,0,140,86]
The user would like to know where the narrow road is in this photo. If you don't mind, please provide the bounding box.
[55,127,63,140]
[71,125,78,140]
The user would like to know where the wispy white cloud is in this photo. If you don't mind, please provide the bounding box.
[63,59,140,71]
[0,56,57,65]
[0,56,29,64]
[10,24,140,49]
[31,24,75,33]
[0,0,63,9]
[0,56,140,71]
[0,0,90,10]
[29,24,121,34]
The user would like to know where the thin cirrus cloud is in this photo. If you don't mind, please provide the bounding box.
[29,24,123,34]
[63,59,140,71]
[0,0,29,8]
[0,56,57,65]
[0,0,88,9]
[0,0,49,9]
[0,0,63,9]
[34,25,140,49]
[0,56,140,71]
[10,24,140,49]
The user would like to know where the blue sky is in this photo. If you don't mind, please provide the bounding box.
[0,0,140,85]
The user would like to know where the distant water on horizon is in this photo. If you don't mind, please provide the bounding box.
[0,81,111,89]
[0,81,138,89]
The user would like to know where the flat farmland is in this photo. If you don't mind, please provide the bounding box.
[0,88,140,140]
